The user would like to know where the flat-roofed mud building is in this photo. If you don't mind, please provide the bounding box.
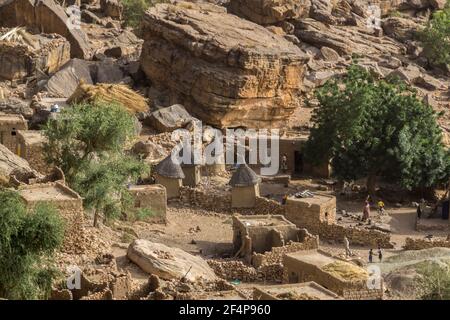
[16,130,47,174]
[253,281,340,300]
[18,182,85,253]
[283,250,383,300]
[285,193,336,233]
[0,113,27,153]
[233,214,303,262]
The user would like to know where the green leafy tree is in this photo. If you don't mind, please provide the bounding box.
[417,2,450,66]
[73,155,147,227]
[43,102,148,227]
[0,190,65,299]
[43,102,136,184]
[305,64,450,195]
[122,0,169,28]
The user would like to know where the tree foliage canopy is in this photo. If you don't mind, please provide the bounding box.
[43,102,148,226]
[417,2,450,66]
[305,65,450,192]
[0,190,64,299]
[122,0,169,28]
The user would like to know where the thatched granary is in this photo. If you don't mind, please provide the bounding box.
[229,164,260,208]
[154,155,185,199]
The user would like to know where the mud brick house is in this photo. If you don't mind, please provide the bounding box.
[16,130,48,174]
[154,155,184,199]
[18,181,85,253]
[253,281,340,300]
[0,28,70,81]
[244,133,332,178]
[285,193,337,232]
[233,214,302,261]
[128,184,167,223]
[283,250,383,300]
[279,135,332,178]
[229,164,260,208]
[0,113,27,153]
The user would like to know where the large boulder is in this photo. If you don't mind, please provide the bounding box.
[228,0,310,25]
[100,0,123,19]
[0,0,91,59]
[149,104,194,133]
[382,17,421,43]
[0,28,71,81]
[0,143,40,185]
[140,2,308,128]
[45,59,94,98]
[127,239,217,282]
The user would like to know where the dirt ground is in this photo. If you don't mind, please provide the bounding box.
[110,198,448,273]
[87,175,448,298]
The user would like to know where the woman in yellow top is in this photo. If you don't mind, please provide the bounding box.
[377,200,385,215]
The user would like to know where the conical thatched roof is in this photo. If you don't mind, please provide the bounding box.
[229,164,260,187]
[155,155,185,179]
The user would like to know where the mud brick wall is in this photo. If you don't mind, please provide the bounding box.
[0,115,27,153]
[180,186,232,212]
[404,237,450,250]
[17,133,49,175]
[317,223,393,248]
[128,184,167,223]
[252,232,319,268]
[254,196,286,215]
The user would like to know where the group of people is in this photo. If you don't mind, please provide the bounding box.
[343,236,383,263]
[362,197,386,222]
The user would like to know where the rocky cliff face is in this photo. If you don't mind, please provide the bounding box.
[0,0,91,59]
[228,0,310,25]
[140,2,308,129]
[0,28,70,81]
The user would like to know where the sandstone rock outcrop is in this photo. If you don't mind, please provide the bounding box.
[0,0,91,59]
[295,18,404,56]
[127,239,217,282]
[149,104,194,133]
[0,28,70,81]
[140,2,308,128]
[45,58,94,98]
[228,0,310,25]
[0,143,40,185]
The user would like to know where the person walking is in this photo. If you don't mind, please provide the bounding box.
[378,248,383,262]
[362,200,371,221]
[281,154,288,174]
[369,249,373,263]
[344,236,352,257]
[377,200,385,215]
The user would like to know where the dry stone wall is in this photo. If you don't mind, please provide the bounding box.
[404,237,450,250]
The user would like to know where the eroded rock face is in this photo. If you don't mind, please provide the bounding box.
[0,143,39,184]
[0,0,91,59]
[0,28,70,81]
[127,239,217,282]
[140,2,308,128]
[228,0,311,25]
